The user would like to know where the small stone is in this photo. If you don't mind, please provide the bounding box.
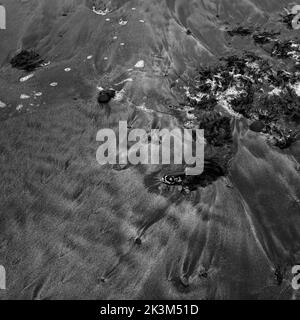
[135,237,142,245]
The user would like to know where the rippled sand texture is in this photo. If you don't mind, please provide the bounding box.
[0,0,299,299]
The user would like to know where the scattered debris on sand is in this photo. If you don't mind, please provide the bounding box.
[10,50,44,72]
[16,104,23,111]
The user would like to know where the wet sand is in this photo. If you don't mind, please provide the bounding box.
[0,0,299,300]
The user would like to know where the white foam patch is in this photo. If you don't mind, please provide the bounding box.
[184,86,207,103]
[34,92,43,97]
[64,68,71,72]
[0,101,6,108]
[134,60,145,68]
[20,74,34,82]
[216,87,244,118]
[87,55,93,60]
[20,94,30,99]
[50,82,58,87]
[268,87,282,96]
[113,89,126,102]
[291,82,300,96]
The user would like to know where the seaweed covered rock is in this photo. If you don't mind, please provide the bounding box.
[10,50,44,72]
[198,111,232,147]
[227,26,253,37]
[182,43,300,153]
[271,40,300,65]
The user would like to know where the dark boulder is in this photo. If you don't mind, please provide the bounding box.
[10,50,44,72]
[97,89,116,104]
